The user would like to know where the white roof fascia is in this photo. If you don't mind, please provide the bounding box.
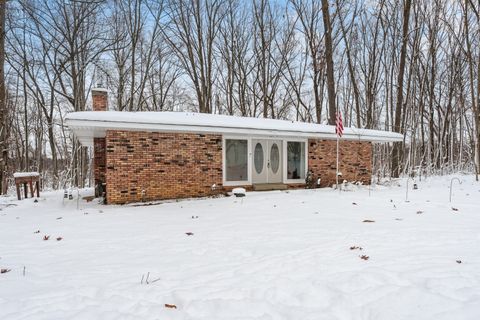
[65,112,404,146]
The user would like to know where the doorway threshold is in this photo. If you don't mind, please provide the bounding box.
[252,183,288,191]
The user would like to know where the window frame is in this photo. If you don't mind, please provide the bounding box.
[222,136,252,186]
[282,139,308,184]
[222,136,308,186]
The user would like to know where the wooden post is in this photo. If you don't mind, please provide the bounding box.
[16,183,21,200]
[29,180,34,197]
[23,183,28,198]
[36,180,40,197]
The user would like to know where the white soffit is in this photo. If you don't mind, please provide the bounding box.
[65,111,404,147]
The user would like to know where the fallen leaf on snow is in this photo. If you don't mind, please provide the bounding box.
[165,304,177,309]
[416,211,423,214]
[360,255,369,261]
[185,232,194,236]
[56,217,63,220]
[34,230,40,234]
[1,268,11,274]
[352,202,358,205]
[363,220,375,223]
[350,246,363,251]
[56,237,63,241]
[43,235,50,241]
[452,207,459,212]
[456,260,462,264]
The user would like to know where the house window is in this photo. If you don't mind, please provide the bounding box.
[254,143,264,174]
[270,143,280,173]
[225,139,248,181]
[287,141,305,180]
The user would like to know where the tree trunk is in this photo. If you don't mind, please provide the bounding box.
[0,1,7,194]
[321,0,337,125]
[391,0,412,178]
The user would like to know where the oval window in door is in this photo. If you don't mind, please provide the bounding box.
[254,143,264,174]
[270,143,280,173]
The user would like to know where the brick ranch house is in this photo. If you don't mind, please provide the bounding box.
[66,89,403,204]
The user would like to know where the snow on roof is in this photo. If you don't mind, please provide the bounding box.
[65,111,403,147]
[91,87,108,93]
[13,172,40,178]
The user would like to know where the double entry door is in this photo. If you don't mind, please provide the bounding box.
[252,139,282,184]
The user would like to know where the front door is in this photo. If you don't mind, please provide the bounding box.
[252,139,282,184]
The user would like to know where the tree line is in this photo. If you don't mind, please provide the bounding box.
[0,0,479,193]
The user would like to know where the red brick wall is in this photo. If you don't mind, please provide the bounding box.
[105,130,223,204]
[100,130,372,204]
[92,89,108,196]
[93,138,106,196]
[92,90,108,111]
[308,139,372,187]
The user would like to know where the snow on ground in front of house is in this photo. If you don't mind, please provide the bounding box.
[1,175,480,320]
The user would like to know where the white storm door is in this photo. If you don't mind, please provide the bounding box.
[267,140,282,183]
[252,140,268,183]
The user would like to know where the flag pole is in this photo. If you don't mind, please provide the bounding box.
[336,134,339,192]
[335,111,342,193]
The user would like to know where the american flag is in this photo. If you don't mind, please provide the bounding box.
[335,112,344,137]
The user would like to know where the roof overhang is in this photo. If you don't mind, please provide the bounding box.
[65,111,404,147]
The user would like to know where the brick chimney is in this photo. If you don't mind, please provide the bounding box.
[92,88,108,199]
[92,88,108,111]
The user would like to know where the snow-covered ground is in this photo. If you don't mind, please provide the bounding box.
[1,175,479,320]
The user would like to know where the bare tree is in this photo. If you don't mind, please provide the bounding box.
[165,0,223,114]
[0,0,7,194]
[252,0,296,119]
[289,0,326,123]
[217,0,253,116]
[321,0,337,125]
[2,0,479,188]
[391,0,412,177]
[463,0,480,179]
[336,0,362,128]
